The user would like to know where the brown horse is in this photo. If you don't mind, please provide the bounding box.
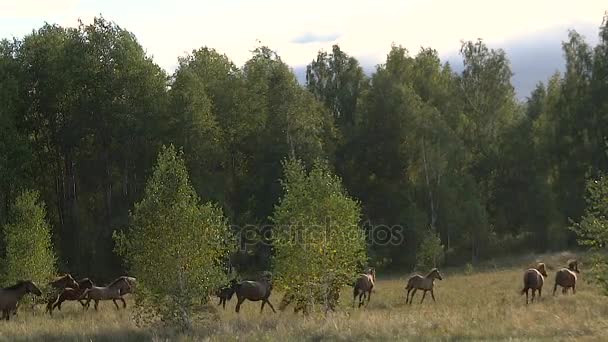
[216,279,238,309]
[50,278,94,314]
[353,268,376,308]
[0,281,42,321]
[553,260,580,296]
[82,277,131,311]
[45,274,79,314]
[521,262,548,304]
[405,268,443,304]
[233,273,276,313]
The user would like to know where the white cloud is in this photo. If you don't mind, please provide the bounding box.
[1,0,606,72]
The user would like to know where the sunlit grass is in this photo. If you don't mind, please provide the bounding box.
[1,251,607,341]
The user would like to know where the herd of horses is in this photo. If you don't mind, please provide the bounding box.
[0,259,581,321]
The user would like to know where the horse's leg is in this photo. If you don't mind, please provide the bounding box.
[431,289,436,302]
[358,293,364,308]
[94,299,99,311]
[265,299,276,313]
[366,289,372,306]
[572,284,576,294]
[524,289,529,304]
[113,299,120,310]
[420,290,428,304]
[260,300,266,313]
[531,289,536,303]
[553,282,558,296]
[410,289,418,305]
[120,297,127,308]
[538,287,542,300]
[235,297,245,313]
[406,288,412,304]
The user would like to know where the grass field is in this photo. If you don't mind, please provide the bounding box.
[1,251,607,341]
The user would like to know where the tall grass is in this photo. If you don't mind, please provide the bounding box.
[1,252,606,341]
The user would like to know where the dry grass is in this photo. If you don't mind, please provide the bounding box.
[1,251,608,341]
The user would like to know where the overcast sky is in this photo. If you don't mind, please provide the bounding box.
[1,0,605,98]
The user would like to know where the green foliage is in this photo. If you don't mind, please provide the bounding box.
[571,174,608,248]
[272,159,366,311]
[416,230,444,271]
[2,190,56,286]
[116,145,232,329]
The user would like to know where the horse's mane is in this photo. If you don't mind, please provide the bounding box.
[3,280,27,290]
[108,276,127,287]
[425,268,439,278]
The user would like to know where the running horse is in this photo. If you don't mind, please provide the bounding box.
[81,276,132,310]
[233,272,276,313]
[405,268,443,304]
[353,268,376,308]
[0,281,42,321]
[49,278,94,314]
[44,274,79,314]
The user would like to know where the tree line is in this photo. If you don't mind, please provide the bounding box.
[1,14,608,280]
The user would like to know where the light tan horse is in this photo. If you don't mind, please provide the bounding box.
[81,277,131,310]
[521,262,548,304]
[405,268,443,304]
[353,268,376,308]
[0,281,42,321]
[553,260,580,296]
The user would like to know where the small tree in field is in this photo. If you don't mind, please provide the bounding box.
[115,145,232,329]
[571,174,608,293]
[272,159,367,312]
[2,190,56,286]
[416,229,444,271]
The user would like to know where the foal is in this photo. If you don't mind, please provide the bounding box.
[0,281,42,321]
[521,262,548,304]
[82,277,131,310]
[50,278,94,314]
[216,279,238,309]
[553,260,580,296]
[405,268,443,304]
[353,268,376,308]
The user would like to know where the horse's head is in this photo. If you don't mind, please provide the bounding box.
[568,260,580,273]
[25,281,42,296]
[366,267,376,283]
[431,268,443,280]
[536,263,548,277]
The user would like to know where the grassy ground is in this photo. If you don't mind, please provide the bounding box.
[1,251,607,341]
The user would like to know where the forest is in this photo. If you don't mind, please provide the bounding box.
[1,13,608,282]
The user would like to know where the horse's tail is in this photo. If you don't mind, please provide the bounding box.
[521,271,532,294]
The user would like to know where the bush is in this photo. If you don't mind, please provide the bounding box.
[272,159,367,313]
[2,189,56,286]
[416,230,444,271]
[115,145,232,329]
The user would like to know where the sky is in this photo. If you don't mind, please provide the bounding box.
[1,0,606,98]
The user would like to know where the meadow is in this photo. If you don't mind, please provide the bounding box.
[1,252,607,342]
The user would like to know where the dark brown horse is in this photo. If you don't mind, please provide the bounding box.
[82,277,131,310]
[405,268,443,304]
[45,274,79,314]
[216,279,238,309]
[553,260,580,296]
[521,262,548,304]
[233,273,276,313]
[353,268,376,308]
[0,281,42,321]
[49,278,94,314]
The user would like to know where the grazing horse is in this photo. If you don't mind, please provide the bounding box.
[233,273,276,313]
[82,277,131,311]
[554,260,580,296]
[45,274,80,314]
[216,279,238,309]
[405,268,443,304]
[0,281,42,321]
[50,278,94,314]
[521,262,548,304]
[353,268,376,308]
